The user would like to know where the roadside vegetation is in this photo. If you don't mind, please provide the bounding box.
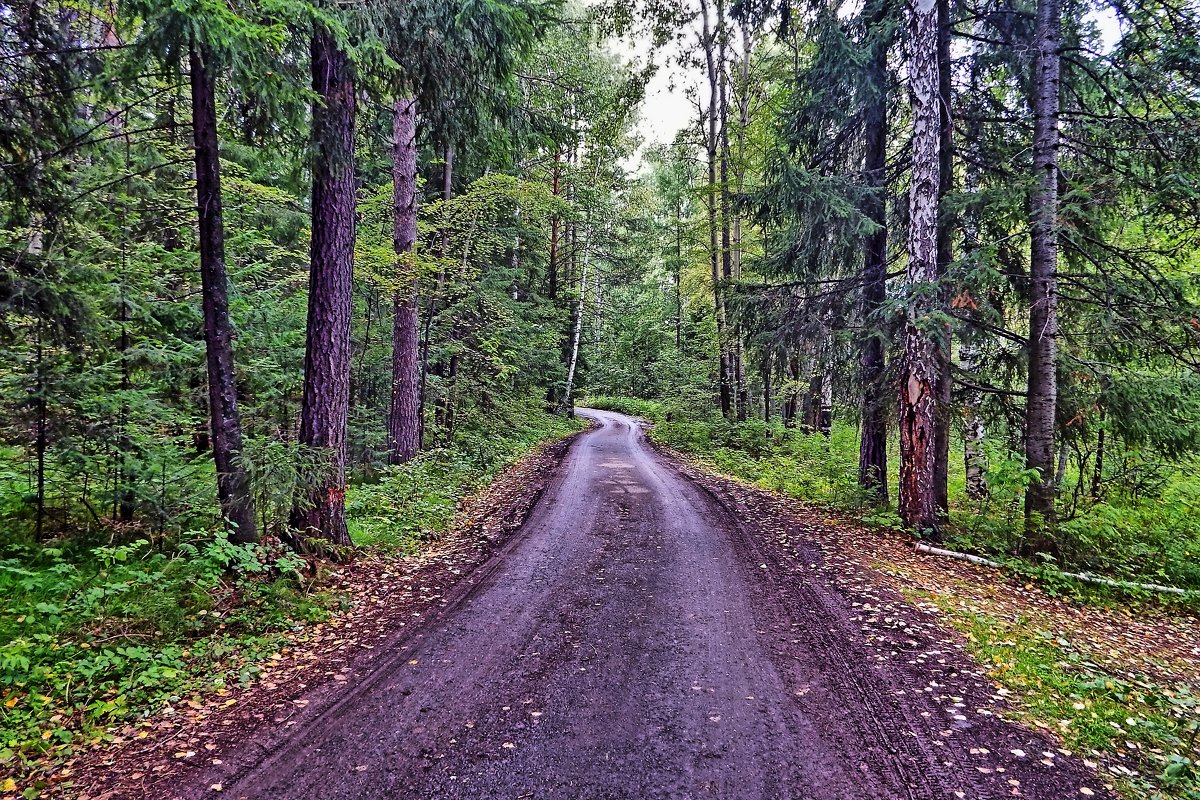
[584,396,1200,600]
[5,0,1200,793]
[0,408,579,783]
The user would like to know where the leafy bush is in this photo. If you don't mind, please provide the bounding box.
[347,405,583,551]
[0,534,328,769]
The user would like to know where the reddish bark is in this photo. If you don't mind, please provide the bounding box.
[292,24,356,546]
[898,0,943,537]
[932,0,954,515]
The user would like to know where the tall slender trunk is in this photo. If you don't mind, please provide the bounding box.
[420,145,453,435]
[1091,409,1105,501]
[818,364,833,437]
[292,24,356,547]
[960,336,989,499]
[933,0,954,514]
[858,0,890,500]
[733,23,752,423]
[717,1,746,423]
[898,0,942,536]
[674,200,684,349]
[782,355,800,427]
[117,286,135,524]
[960,38,989,501]
[559,161,601,413]
[762,358,772,422]
[701,0,733,418]
[388,95,421,465]
[1024,0,1062,543]
[549,149,562,299]
[34,324,46,539]
[190,42,257,542]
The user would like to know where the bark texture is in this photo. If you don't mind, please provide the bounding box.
[293,25,356,546]
[190,43,257,543]
[898,0,942,536]
[932,0,954,514]
[1024,0,1062,542]
[388,96,421,465]
[858,7,889,501]
[701,0,733,418]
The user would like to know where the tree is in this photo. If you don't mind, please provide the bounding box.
[189,41,257,541]
[388,95,421,464]
[858,0,895,501]
[897,0,943,535]
[700,0,734,417]
[292,18,357,547]
[1022,0,1062,543]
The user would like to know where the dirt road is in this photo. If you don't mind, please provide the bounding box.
[180,410,1105,800]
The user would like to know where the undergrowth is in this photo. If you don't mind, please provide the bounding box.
[0,534,333,783]
[346,407,584,551]
[927,602,1200,800]
[0,405,582,787]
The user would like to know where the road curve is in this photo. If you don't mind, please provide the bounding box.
[177,410,1073,800]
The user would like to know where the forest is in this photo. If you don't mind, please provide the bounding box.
[2,0,1200,795]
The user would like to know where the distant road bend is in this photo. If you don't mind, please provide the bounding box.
[179,409,1105,800]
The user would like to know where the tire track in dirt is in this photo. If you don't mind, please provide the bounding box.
[160,410,1110,800]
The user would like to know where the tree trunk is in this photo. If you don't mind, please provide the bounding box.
[932,0,954,514]
[549,149,561,300]
[960,37,989,502]
[388,95,421,465]
[961,335,989,500]
[1091,410,1105,501]
[117,289,135,524]
[717,2,747,423]
[858,3,889,500]
[674,201,684,349]
[762,358,772,422]
[292,24,356,547]
[190,42,257,542]
[420,145,453,435]
[818,365,833,437]
[559,164,601,413]
[898,0,942,536]
[701,0,733,418]
[1024,0,1062,545]
[783,355,800,427]
[34,324,46,540]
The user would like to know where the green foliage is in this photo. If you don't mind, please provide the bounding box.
[0,534,329,768]
[933,607,1200,800]
[347,405,583,551]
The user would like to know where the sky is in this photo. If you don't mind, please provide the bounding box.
[609,5,1124,157]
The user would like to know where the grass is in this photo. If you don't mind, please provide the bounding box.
[0,534,336,786]
[346,406,584,551]
[923,599,1200,800]
[0,404,584,790]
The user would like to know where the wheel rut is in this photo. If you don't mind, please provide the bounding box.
[170,410,1110,800]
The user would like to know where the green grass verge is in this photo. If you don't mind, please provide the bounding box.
[923,599,1200,800]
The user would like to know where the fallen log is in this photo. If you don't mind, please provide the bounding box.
[913,542,1190,597]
